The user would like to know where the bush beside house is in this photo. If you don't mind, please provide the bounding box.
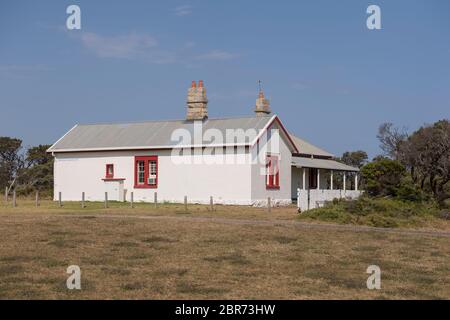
[300,119,449,228]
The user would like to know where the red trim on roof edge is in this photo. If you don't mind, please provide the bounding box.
[267,116,299,154]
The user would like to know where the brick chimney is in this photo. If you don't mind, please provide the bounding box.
[186,80,208,120]
[254,89,271,116]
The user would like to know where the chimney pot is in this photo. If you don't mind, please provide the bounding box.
[186,80,208,120]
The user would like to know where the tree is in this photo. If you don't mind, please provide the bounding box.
[17,144,53,194]
[335,151,368,189]
[372,155,390,162]
[340,150,368,169]
[26,144,53,166]
[377,123,408,159]
[0,139,54,195]
[0,137,24,191]
[360,158,406,197]
[399,119,450,204]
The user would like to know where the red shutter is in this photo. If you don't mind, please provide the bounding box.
[266,155,280,189]
[275,156,279,187]
[105,164,114,179]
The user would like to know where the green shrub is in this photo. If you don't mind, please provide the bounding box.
[396,177,428,202]
[366,214,399,228]
[360,159,405,197]
[299,197,441,228]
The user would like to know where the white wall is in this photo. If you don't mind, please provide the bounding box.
[53,148,253,205]
[250,122,293,206]
[53,122,296,207]
[297,189,362,211]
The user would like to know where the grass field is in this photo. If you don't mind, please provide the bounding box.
[1,199,449,299]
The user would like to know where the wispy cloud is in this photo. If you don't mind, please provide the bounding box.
[79,32,158,59]
[0,64,49,72]
[0,64,50,78]
[174,5,192,16]
[71,32,178,64]
[196,50,239,61]
[184,41,196,48]
[68,30,239,65]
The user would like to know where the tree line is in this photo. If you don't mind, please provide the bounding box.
[338,119,449,207]
[0,138,53,197]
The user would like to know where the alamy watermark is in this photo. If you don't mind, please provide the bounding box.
[65,4,382,33]
[366,265,381,290]
[66,265,81,290]
[66,5,81,30]
[169,121,281,176]
[367,5,381,30]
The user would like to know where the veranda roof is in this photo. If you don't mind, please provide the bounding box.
[292,156,359,172]
[290,134,334,158]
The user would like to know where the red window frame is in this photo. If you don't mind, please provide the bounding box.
[266,154,280,189]
[105,164,114,179]
[134,156,158,188]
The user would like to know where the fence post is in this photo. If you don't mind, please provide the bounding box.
[130,192,134,208]
[210,196,214,211]
[184,196,188,212]
[267,197,271,213]
[104,192,108,208]
[154,192,158,208]
[81,192,85,208]
[35,191,39,207]
[4,187,8,204]
[58,192,62,207]
[12,190,16,208]
[130,191,134,209]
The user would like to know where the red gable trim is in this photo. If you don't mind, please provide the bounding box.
[271,116,299,154]
[253,115,299,154]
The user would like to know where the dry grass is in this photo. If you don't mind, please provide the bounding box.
[0,199,449,299]
[0,198,298,221]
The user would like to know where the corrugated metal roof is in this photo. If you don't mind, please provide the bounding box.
[48,116,274,152]
[292,156,359,172]
[290,134,334,158]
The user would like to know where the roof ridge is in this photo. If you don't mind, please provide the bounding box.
[76,114,275,127]
[48,115,277,152]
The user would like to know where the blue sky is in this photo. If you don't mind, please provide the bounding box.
[0,0,449,158]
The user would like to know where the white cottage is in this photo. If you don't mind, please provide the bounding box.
[48,81,361,210]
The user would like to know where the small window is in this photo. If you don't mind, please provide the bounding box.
[148,160,157,185]
[137,161,145,185]
[135,156,158,188]
[106,164,114,179]
[266,154,280,189]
